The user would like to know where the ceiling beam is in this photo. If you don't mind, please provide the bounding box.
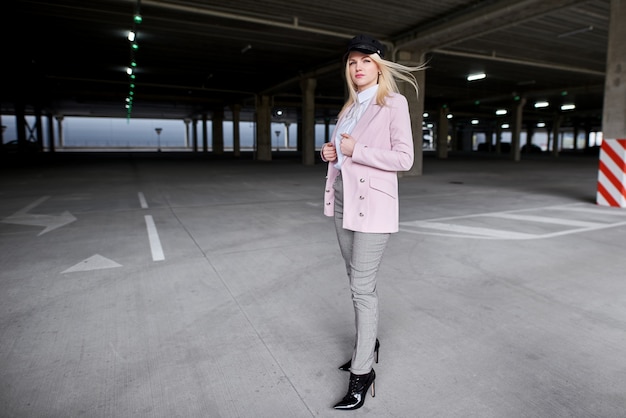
[140,0,355,39]
[393,0,591,53]
[432,49,605,76]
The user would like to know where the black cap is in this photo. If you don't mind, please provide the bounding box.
[346,34,386,59]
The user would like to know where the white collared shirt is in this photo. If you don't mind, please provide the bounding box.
[334,84,379,170]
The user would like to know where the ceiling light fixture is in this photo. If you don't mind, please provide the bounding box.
[126,0,142,120]
[495,109,507,115]
[467,72,486,81]
[534,101,549,108]
[561,104,576,111]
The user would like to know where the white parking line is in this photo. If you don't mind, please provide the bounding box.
[552,205,626,217]
[138,192,148,209]
[144,215,165,261]
[402,220,536,239]
[489,212,605,228]
[400,203,626,240]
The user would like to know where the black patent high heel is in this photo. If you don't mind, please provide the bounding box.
[333,369,376,410]
[338,338,380,371]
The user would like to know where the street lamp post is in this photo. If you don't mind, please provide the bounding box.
[274,130,281,152]
[155,127,162,152]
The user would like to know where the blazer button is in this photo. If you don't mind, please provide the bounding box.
[325,189,330,193]
[326,202,331,205]
[359,213,364,217]
[359,178,365,183]
[359,195,364,200]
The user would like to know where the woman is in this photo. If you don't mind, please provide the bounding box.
[321,34,424,410]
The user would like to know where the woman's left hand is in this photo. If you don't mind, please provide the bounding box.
[340,133,356,157]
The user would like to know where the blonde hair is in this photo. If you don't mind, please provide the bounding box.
[339,52,427,118]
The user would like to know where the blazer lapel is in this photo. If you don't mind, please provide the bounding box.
[351,102,383,139]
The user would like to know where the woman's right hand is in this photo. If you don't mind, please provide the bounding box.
[322,142,337,162]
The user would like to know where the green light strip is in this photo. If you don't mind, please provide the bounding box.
[126,1,142,120]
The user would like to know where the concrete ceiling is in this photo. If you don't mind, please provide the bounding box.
[3,0,610,128]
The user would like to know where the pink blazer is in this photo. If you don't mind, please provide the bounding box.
[323,92,414,233]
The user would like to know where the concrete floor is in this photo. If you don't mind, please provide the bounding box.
[1,152,625,418]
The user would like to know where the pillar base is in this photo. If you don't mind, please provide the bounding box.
[596,139,626,207]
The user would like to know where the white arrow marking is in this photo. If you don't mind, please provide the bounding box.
[62,254,122,273]
[1,196,76,236]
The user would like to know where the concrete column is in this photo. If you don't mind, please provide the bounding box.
[602,0,626,139]
[35,107,44,152]
[324,117,330,144]
[297,111,303,151]
[16,105,27,153]
[284,122,291,148]
[585,123,591,151]
[485,129,494,152]
[16,115,26,152]
[436,106,449,159]
[47,113,55,152]
[256,95,272,161]
[545,122,552,152]
[551,114,563,157]
[212,108,224,155]
[597,0,626,207]
[459,126,472,152]
[55,116,64,148]
[183,119,190,148]
[192,118,198,152]
[202,114,208,153]
[398,50,425,176]
[511,98,526,161]
[495,123,502,154]
[300,77,317,166]
[525,123,535,150]
[232,104,241,157]
[448,123,457,151]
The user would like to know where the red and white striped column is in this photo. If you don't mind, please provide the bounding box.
[597,1,626,207]
[597,139,626,207]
